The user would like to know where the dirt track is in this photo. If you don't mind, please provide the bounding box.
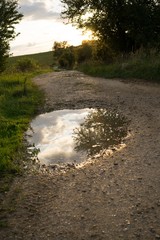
[1,71,160,239]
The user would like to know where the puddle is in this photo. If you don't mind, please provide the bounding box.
[27,109,128,166]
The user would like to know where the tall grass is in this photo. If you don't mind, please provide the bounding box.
[0,72,44,175]
[79,49,160,82]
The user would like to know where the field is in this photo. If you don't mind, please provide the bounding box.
[8,51,53,68]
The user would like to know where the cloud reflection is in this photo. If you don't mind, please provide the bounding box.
[27,109,89,165]
[27,108,128,166]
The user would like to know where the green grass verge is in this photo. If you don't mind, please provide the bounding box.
[0,72,44,175]
[79,51,160,83]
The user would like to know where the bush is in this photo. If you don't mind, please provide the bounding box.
[58,49,75,69]
[76,42,93,64]
[93,41,114,63]
[15,58,39,72]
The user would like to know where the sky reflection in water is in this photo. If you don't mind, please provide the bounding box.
[27,109,89,165]
[27,109,128,165]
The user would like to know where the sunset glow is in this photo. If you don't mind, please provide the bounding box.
[10,0,93,56]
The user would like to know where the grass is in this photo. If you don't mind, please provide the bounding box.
[0,70,46,226]
[8,51,53,69]
[0,58,50,228]
[79,49,160,82]
[0,71,44,175]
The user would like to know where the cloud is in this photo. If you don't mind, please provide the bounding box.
[27,42,37,47]
[19,0,61,20]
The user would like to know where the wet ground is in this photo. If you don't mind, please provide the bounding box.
[27,108,128,166]
[1,71,160,240]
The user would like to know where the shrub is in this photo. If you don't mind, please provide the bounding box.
[58,49,75,69]
[15,58,39,72]
[76,42,93,64]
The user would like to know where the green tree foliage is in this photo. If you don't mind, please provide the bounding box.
[92,40,114,63]
[53,41,75,69]
[58,47,75,69]
[61,0,160,53]
[76,40,93,63]
[0,0,23,72]
[53,41,69,58]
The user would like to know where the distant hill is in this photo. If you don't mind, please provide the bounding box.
[8,51,53,68]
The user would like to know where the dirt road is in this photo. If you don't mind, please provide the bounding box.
[1,71,160,239]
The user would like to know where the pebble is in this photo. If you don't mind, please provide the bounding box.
[126,220,130,225]
[157,200,160,206]
[114,162,118,165]
[123,228,128,232]
[150,227,155,233]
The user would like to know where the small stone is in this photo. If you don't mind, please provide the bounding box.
[49,164,58,170]
[150,227,155,233]
[67,163,75,168]
[157,200,160,206]
[123,228,128,232]
[119,235,123,238]
[155,235,160,239]
[114,162,118,165]
[126,220,130,225]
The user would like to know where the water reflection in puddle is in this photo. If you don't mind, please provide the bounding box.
[27,109,128,166]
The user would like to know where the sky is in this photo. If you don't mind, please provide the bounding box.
[10,0,91,56]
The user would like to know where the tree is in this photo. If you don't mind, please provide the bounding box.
[52,41,75,68]
[0,0,23,72]
[61,0,160,53]
[76,40,93,63]
[58,47,75,69]
[52,41,69,58]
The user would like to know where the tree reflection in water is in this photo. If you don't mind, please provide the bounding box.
[73,109,128,156]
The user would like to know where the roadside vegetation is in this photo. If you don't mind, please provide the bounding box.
[55,0,160,82]
[0,58,48,180]
[79,48,160,82]
[52,41,160,83]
